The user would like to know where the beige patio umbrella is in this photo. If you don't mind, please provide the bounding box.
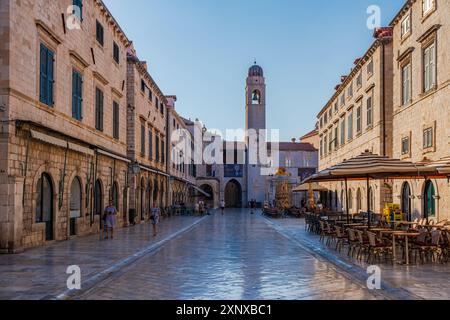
[301,151,438,227]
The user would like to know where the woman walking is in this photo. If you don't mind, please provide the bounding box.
[220,199,225,215]
[104,201,117,239]
[151,203,160,237]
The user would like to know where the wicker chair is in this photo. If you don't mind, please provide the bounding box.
[367,231,393,264]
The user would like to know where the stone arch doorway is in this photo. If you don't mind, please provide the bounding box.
[200,184,214,208]
[36,173,54,241]
[401,182,412,221]
[94,179,103,229]
[225,179,242,208]
[423,180,436,220]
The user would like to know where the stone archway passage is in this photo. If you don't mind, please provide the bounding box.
[225,180,242,208]
[200,184,214,208]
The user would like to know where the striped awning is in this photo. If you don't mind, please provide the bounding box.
[302,152,437,183]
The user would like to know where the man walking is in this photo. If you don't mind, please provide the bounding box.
[220,199,225,215]
[151,203,160,237]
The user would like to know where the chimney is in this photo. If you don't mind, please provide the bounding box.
[291,138,296,143]
[141,61,148,70]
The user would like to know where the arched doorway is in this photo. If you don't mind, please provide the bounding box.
[153,179,158,208]
[69,177,82,236]
[225,179,242,208]
[36,173,54,241]
[424,180,436,220]
[140,178,145,221]
[200,184,214,208]
[401,182,412,221]
[94,179,103,228]
[368,187,375,212]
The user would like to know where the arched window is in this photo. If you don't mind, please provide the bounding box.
[69,177,82,236]
[70,177,82,218]
[369,187,374,212]
[401,182,412,221]
[94,179,103,216]
[36,173,54,241]
[112,182,119,210]
[251,90,261,105]
[348,189,353,211]
[424,180,436,219]
[356,188,362,212]
[334,190,338,210]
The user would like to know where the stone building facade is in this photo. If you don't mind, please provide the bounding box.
[166,96,197,207]
[390,0,450,221]
[126,46,169,225]
[0,0,132,252]
[317,28,394,215]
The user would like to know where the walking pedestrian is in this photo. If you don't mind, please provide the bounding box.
[104,201,117,240]
[250,199,256,214]
[220,199,225,215]
[151,203,160,237]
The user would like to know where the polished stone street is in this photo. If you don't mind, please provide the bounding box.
[3,209,448,300]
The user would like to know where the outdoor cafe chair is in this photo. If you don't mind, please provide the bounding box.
[334,226,348,253]
[347,229,360,258]
[443,231,450,263]
[412,229,442,264]
[367,231,393,264]
[355,229,370,261]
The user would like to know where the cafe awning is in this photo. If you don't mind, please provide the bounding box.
[293,182,328,192]
[302,152,437,183]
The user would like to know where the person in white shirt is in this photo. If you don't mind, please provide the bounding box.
[220,200,225,215]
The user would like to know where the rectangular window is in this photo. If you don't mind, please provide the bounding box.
[324,135,328,156]
[366,96,373,127]
[148,89,153,101]
[319,139,323,158]
[356,106,362,133]
[334,102,338,113]
[148,130,153,160]
[348,82,353,97]
[402,63,412,105]
[423,127,433,148]
[113,41,119,63]
[423,43,436,92]
[96,20,104,46]
[348,111,353,140]
[140,124,145,156]
[72,70,83,120]
[367,59,374,76]
[401,15,411,38]
[113,101,119,139]
[334,126,339,149]
[328,131,332,153]
[423,0,434,15]
[73,0,83,20]
[39,44,55,106]
[340,118,346,146]
[155,97,159,110]
[401,136,410,155]
[95,88,104,131]
[160,102,164,115]
[155,135,160,162]
[324,112,328,124]
[356,72,362,87]
[161,140,165,164]
[141,79,145,93]
[340,93,345,106]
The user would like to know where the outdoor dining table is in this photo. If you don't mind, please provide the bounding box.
[390,231,420,265]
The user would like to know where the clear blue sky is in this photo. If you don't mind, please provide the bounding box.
[104,0,405,141]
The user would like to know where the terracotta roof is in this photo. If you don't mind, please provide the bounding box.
[276,142,317,152]
[300,129,319,141]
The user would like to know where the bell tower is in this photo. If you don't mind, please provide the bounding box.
[245,62,266,133]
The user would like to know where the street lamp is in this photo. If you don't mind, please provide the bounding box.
[131,162,140,174]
